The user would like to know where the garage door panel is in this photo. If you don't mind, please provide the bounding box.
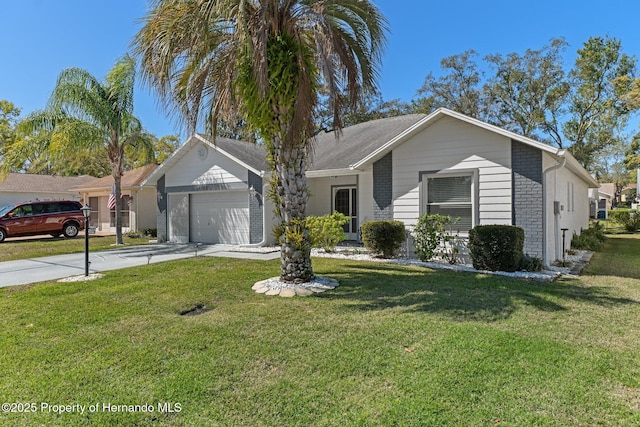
[190,191,249,244]
[168,193,189,243]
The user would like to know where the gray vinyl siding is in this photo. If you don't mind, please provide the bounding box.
[392,115,512,228]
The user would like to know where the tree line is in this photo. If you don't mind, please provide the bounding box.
[315,36,640,186]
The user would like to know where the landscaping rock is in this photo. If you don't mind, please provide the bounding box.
[279,288,296,297]
[294,288,314,296]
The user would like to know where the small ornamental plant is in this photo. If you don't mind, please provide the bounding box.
[307,212,349,252]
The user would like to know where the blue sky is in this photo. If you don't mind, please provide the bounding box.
[2,0,639,140]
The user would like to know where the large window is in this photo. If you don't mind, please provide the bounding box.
[425,174,473,232]
[89,197,99,228]
[110,195,131,228]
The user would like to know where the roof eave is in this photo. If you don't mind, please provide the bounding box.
[194,134,265,177]
[306,168,363,178]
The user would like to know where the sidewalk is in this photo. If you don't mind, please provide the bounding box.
[0,243,280,288]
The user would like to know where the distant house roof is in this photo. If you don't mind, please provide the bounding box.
[0,173,95,194]
[599,182,637,198]
[72,164,158,192]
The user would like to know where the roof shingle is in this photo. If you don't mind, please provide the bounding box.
[0,173,95,193]
[72,164,158,191]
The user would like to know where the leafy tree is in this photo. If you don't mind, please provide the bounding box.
[3,123,112,177]
[316,89,410,133]
[0,100,21,156]
[134,0,388,284]
[484,38,570,145]
[596,138,635,206]
[16,55,153,244]
[565,36,639,169]
[624,131,640,171]
[125,134,180,169]
[152,135,180,164]
[414,50,484,118]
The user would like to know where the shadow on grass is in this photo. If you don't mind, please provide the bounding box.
[316,262,638,322]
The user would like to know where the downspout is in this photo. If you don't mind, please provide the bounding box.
[542,153,567,266]
[241,182,270,248]
[135,190,139,232]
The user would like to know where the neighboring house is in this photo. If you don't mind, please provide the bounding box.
[589,185,612,219]
[144,108,599,266]
[591,183,638,218]
[0,173,95,207]
[72,164,158,233]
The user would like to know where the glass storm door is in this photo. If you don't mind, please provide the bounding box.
[333,186,358,240]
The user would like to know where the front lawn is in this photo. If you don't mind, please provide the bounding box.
[0,236,639,426]
[0,235,151,262]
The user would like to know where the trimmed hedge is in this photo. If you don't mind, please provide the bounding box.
[608,209,640,232]
[468,225,525,272]
[361,220,406,258]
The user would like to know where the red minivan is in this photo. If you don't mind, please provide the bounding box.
[0,201,85,242]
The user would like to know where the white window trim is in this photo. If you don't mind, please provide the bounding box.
[419,169,479,235]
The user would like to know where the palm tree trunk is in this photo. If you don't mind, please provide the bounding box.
[114,174,123,245]
[272,141,314,283]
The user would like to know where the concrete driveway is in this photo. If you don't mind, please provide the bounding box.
[0,243,280,288]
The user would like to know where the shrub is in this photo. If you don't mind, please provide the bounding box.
[361,220,406,258]
[468,225,524,272]
[143,228,158,238]
[520,255,544,272]
[608,209,640,232]
[571,221,606,251]
[307,212,349,252]
[412,214,463,264]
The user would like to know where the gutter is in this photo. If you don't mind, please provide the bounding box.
[241,182,270,248]
[542,152,567,266]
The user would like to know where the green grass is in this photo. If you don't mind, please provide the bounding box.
[0,237,639,426]
[0,235,151,261]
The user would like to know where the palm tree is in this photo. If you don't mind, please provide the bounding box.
[17,55,153,244]
[133,0,387,283]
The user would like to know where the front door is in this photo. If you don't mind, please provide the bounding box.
[333,186,358,240]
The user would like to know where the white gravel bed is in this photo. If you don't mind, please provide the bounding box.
[57,273,104,282]
[309,247,592,282]
[252,276,339,297]
[239,246,588,281]
[235,245,591,296]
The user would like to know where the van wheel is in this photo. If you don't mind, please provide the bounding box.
[0,228,5,242]
[63,222,80,238]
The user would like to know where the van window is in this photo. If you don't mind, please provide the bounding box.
[32,204,45,215]
[44,203,58,213]
[60,202,79,212]
[14,205,33,217]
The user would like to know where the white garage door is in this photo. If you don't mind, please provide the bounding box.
[189,191,249,244]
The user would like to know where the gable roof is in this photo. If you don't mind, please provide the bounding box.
[198,134,268,172]
[145,108,598,188]
[0,173,95,193]
[72,164,158,191]
[309,114,427,173]
[349,108,598,187]
[142,134,267,186]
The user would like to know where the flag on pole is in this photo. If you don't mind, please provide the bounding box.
[107,184,116,210]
